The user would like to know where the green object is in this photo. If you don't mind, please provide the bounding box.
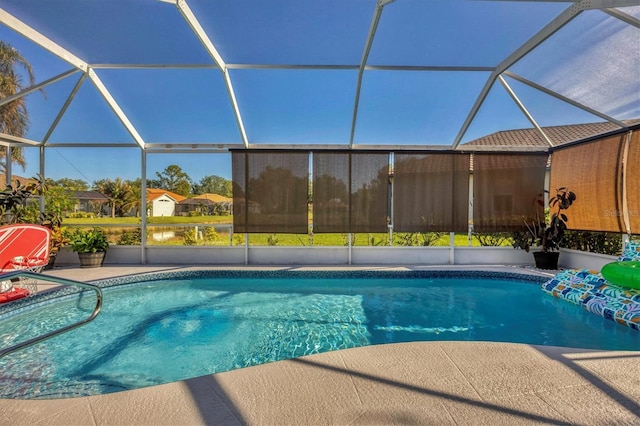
[67,227,109,253]
[601,261,640,289]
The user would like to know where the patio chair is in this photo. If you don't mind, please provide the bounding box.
[541,240,640,330]
[0,224,51,303]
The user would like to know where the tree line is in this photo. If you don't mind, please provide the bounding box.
[56,165,231,197]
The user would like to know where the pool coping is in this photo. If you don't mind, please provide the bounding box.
[2,340,639,425]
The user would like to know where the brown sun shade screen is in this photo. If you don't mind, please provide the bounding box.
[313,152,390,233]
[550,134,625,232]
[313,152,350,233]
[351,153,390,232]
[627,131,640,234]
[394,153,470,232]
[232,151,309,233]
[473,154,547,232]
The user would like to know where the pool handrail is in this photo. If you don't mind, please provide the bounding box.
[0,270,103,359]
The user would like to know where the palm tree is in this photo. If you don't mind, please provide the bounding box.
[94,178,133,218]
[124,178,143,217]
[0,41,40,171]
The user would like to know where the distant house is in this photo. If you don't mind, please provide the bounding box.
[72,191,109,216]
[147,189,186,217]
[177,193,232,216]
[0,173,37,190]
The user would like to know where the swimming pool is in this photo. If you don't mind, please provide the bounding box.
[1,270,638,399]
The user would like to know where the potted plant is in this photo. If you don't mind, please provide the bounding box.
[67,227,110,268]
[513,187,576,269]
[41,212,69,269]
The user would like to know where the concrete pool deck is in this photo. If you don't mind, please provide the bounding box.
[1,266,639,425]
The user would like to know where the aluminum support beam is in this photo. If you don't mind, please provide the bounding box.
[0,69,79,107]
[176,0,226,69]
[0,133,41,146]
[222,69,249,148]
[42,73,87,145]
[604,8,640,28]
[42,142,140,148]
[5,146,10,186]
[502,71,627,128]
[583,0,640,8]
[451,75,497,150]
[498,75,554,147]
[175,0,249,148]
[91,64,495,72]
[474,0,639,6]
[39,146,45,213]
[349,0,396,147]
[91,63,219,70]
[87,69,146,149]
[0,8,88,72]
[452,1,586,149]
[141,150,148,264]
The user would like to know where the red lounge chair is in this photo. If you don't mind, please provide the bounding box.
[0,224,51,303]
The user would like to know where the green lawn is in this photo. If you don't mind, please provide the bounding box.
[63,215,501,247]
[247,233,481,247]
[64,215,233,225]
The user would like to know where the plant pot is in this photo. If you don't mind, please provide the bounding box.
[533,251,560,270]
[78,252,106,268]
[44,252,57,270]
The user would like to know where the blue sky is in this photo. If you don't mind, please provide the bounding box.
[1,0,638,186]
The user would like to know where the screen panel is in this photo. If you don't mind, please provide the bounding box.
[313,152,350,233]
[394,153,470,232]
[473,154,547,232]
[351,152,390,233]
[313,152,389,233]
[550,135,625,233]
[232,151,309,233]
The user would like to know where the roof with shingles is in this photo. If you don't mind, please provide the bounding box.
[73,190,108,200]
[191,193,232,203]
[146,188,186,203]
[463,120,640,148]
[0,174,36,190]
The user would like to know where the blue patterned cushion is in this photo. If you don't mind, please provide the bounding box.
[618,240,640,261]
[542,260,640,330]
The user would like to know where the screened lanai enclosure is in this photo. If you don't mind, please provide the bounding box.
[0,0,638,265]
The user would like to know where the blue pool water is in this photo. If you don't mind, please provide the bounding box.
[0,270,638,399]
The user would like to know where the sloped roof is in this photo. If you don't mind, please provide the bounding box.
[73,190,108,201]
[146,188,186,203]
[179,198,214,206]
[192,193,232,203]
[463,120,640,148]
[0,174,37,191]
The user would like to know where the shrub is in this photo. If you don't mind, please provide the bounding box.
[204,226,219,243]
[67,212,96,219]
[394,232,442,246]
[267,234,279,246]
[475,232,511,247]
[118,228,142,245]
[182,228,197,245]
[367,234,384,246]
[233,234,245,246]
[563,231,622,256]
